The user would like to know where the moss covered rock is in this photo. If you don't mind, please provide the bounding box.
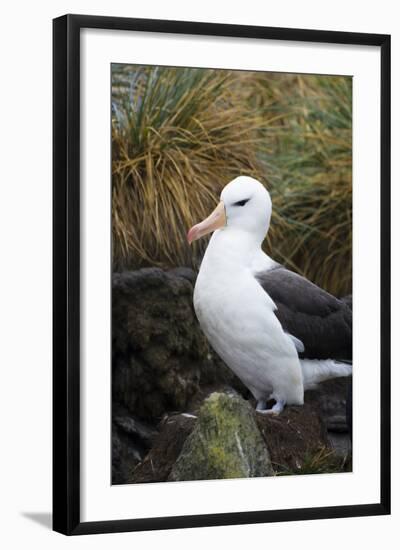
[169,391,273,481]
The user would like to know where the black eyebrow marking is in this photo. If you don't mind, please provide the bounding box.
[233,198,250,207]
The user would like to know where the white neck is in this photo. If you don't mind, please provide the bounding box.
[201,227,263,272]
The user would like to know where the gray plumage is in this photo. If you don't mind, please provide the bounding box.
[255,266,352,361]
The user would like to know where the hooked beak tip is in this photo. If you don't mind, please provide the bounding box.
[187,226,198,245]
[187,201,226,245]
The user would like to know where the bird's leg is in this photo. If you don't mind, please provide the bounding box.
[256,399,286,416]
[256,399,267,411]
[270,399,286,415]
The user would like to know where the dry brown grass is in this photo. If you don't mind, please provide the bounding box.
[112,66,269,271]
[250,73,352,296]
[112,66,352,296]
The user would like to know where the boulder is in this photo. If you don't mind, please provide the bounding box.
[341,295,352,310]
[112,407,157,484]
[112,268,243,418]
[169,391,274,481]
[306,377,352,458]
[131,413,198,483]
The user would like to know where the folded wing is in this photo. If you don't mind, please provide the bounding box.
[254,266,352,360]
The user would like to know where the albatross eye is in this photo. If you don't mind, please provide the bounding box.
[233,198,250,207]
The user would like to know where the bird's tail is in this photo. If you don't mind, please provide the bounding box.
[300,359,352,390]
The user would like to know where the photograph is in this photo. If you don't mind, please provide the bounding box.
[111,63,353,485]
[0,1,394,544]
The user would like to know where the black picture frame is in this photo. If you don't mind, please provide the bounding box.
[53,14,391,535]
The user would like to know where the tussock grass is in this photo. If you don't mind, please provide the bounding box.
[112,65,267,271]
[250,74,352,296]
[112,66,352,296]
[275,447,352,476]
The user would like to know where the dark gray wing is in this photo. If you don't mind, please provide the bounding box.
[255,266,352,360]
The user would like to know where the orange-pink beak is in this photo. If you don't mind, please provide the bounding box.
[187,201,227,244]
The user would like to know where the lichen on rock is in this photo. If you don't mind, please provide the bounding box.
[169,391,274,481]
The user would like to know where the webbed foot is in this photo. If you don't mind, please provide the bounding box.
[256,399,286,415]
[256,399,267,411]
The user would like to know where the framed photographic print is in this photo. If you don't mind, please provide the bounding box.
[53,14,391,535]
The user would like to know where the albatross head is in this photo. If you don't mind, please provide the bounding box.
[187,176,272,245]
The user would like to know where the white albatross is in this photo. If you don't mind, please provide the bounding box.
[187,176,352,415]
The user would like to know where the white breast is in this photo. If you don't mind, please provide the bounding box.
[193,238,303,404]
